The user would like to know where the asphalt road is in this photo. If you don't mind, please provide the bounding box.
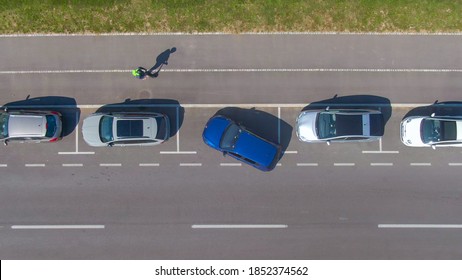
[1,33,462,259]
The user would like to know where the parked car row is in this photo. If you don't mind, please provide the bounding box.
[2,105,462,171]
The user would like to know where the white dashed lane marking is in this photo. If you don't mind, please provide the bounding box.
[25,164,45,167]
[139,163,160,167]
[11,225,105,229]
[62,164,83,167]
[180,163,202,167]
[220,163,242,167]
[334,163,355,166]
[410,163,432,166]
[378,224,462,229]
[370,163,394,166]
[191,224,288,229]
[0,164,7,167]
[297,163,319,166]
[99,163,122,167]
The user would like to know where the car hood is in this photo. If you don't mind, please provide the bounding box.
[234,131,279,168]
[82,115,106,147]
[401,117,425,146]
[296,111,318,141]
[202,116,231,149]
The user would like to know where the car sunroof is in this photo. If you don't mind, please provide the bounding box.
[117,120,143,137]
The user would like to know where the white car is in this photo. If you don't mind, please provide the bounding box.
[296,108,384,144]
[400,113,462,148]
[82,112,170,147]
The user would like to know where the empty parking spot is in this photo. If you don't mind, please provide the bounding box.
[11,225,105,229]
[334,163,355,166]
[25,164,45,167]
[410,163,432,166]
[220,163,242,167]
[378,224,462,229]
[139,163,160,167]
[297,163,319,166]
[370,163,394,166]
[62,164,83,167]
[99,163,122,167]
[191,224,288,229]
[180,163,202,167]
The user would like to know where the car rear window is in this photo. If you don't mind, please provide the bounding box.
[45,115,57,137]
[117,120,143,138]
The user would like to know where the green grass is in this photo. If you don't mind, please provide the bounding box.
[0,0,461,34]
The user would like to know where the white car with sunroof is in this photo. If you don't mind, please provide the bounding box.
[400,113,462,148]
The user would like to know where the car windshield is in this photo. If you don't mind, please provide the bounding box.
[317,112,336,139]
[155,117,167,139]
[99,116,114,143]
[45,115,57,137]
[0,113,9,139]
[220,123,241,150]
[421,119,457,143]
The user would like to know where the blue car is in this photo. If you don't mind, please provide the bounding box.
[202,115,281,171]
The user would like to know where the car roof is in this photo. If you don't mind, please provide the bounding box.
[8,114,47,137]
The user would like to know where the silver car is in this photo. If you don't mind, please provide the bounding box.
[82,112,170,147]
[296,108,384,144]
[0,108,62,145]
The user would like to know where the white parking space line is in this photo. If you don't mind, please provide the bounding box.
[25,164,45,167]
[62,164,83,167]
[180,163,202,167]
[11,225,105,229]
[59,152,95,155]
[139,163,160,167]
[0,164,7,167]
[284,151,298,154]
[297,163,319,166]
[220,163,242,167]
[378,224,462,229]
[160,151,197,154]
[191,224,288,229]
[276,163,282,167]
[410,163,432,166]
[99,163,122,167]
[362,150,400,154]
[370,163,394,166]
[448,163,462,166]
[334,163,355,166]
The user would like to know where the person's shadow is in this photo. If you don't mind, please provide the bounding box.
[148,47,177,77]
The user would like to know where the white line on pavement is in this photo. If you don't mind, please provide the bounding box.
[25,164,45,167]
[139,163,160,167]
[334,163,355,166]
[59,152,95,155]
[191,224,288,229]
[370,163,394,166]
[62,164,83,167]
[180,163,202,167]
[448,163,462,166]
[220,163,242,167]
[2,68,462,74]
[99,163,122,167]
[0,164,7,167]
[378,224,462,229]
[11,225,105,229]
[362,151,400,154]
[160,151,197,154]
[297,163,319,166]
[410,163,432,166]
[284,151,298,154]
[276,163,282,166]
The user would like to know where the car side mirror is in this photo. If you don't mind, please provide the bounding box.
[3,107,7,112]
[326,140,331,146]
[3,140,8,146]
[222,151,227,157]
[431,145,436,150]
[325,106,330,111]
[431,113,435,117]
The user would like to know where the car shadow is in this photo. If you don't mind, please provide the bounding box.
[2,95,80,137]
[95,98,184,137]
[404,101,462,119]
[302,94,392,126]
[214,107,293,160]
